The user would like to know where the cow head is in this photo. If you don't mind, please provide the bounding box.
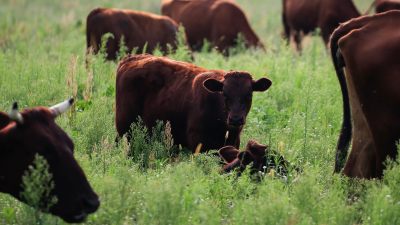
[219,140,300,175]
[203,71,271,128]
[0,99,99,223]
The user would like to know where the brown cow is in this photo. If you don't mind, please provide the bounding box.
[0,99,99,223]
[219,140,301,175]
[330,11,400,179]
[86,7,192,61]
[375,0,400,13]
[115,54,271,153]
[161,0,264,54]
[282,0,361,51]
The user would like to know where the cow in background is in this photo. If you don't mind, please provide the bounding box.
[115,54,272,153]
[282,0,367,52]
[330,11,400,178]
[86,7,192,61]
[161,0,264,54]
[0,99,99,223]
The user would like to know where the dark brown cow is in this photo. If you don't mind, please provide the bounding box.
[330,11,400,179]
[115,54,271,153]
[219,140,300,175]
[161,0,264,53]
[86,7,192,61]
[282,0,361,51]
[0,99,99,223]
[375,0,400,13]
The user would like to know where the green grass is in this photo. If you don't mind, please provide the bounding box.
[1,0,399,224]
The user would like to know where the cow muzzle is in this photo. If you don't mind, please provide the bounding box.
[58,196,100,223]
[229,116,244,127]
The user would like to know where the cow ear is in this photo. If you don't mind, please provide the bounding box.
[219,146,240,163]
[252,78,272,92]
[238,151,255,168]
[203,78,223,93]
[247,140,268,158]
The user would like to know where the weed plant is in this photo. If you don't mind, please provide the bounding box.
[0,0,398,224]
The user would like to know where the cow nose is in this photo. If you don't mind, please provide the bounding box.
[229,117,244,126]
[82,197,100,214]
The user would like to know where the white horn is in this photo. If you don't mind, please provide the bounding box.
[50,98,74,117]
[9,102,24,124]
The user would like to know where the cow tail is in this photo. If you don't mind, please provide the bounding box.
[329,26,352,174]
[282,0,290,41]
[86,7,102,51]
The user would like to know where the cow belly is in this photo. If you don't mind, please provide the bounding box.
[342,69,376,178]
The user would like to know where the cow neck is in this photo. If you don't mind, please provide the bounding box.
[0,112,10,164]
[0,136,8,193]
[0,140,7,165]
[0,137,15,194]
[0,176,7,193]
[225,126,243,146]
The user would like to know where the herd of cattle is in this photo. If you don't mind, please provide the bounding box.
[2,0,400,222]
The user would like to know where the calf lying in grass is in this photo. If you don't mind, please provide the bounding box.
[219,140,301,176]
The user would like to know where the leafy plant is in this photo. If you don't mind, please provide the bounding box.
[20,154,57,224]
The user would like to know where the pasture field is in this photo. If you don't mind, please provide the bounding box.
[1,0,400,224]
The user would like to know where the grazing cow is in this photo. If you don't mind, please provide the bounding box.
[282,0,362,51]
[86,7,192,61]
[161,0,264,54]
[0,99,100,223]
[375,0,400,13]
[330,11,400,178]
[115,54,272,153]
[219,140,300,175]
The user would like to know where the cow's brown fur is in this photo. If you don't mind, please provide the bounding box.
[330,11,400,178]
[375,0,400,13]
[115,54,271,153]
[282,0,360,52]
[0,105,99,223]
[86,7,192,61]
[219,140,301,175]
[161,0,264,53]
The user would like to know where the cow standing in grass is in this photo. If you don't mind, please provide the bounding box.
[331,11,400,178]
[115,54,272,153]
[161,0,264,54]
[0,99,99,223]
[282,0,364,51]
[86,7,192,61]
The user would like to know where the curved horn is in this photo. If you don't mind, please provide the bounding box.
[50,98,74,117]
[9,102,24,124]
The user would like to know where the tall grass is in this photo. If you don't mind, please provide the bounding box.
[1,0,398,224]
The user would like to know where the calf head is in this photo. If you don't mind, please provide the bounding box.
[219,140,300,175]
[203,71,271,128]
[0,99,99,223]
